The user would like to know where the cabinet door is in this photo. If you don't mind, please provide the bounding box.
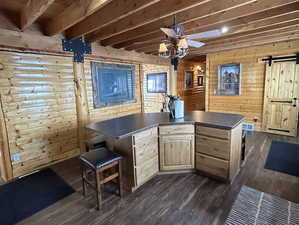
[159,135,194,171]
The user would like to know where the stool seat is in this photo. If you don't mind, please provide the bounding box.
[80,147,122,169]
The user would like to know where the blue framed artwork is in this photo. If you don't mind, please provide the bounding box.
[147,72,167,93]
[91,62,136,108]
[217,63,241,95]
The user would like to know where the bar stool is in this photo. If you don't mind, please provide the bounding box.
[79,147,123,210]
[85,135,106,151]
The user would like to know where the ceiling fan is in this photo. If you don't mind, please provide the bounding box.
[133,16,227,62]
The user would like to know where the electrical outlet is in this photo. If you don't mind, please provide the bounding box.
[11,154,20,162]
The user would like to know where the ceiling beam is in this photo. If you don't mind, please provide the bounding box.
[102,0,299,48]
[190,29,299,54]
[107,0,255,48]
[125,11,299,51]
[20,0,55,31]
[135,20,299,54]
[65,0,160,40]
[44,0,113,36]
[99,0,256,46]
[85,0,213,42]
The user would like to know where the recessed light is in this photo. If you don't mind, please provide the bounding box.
[221,26,229,33]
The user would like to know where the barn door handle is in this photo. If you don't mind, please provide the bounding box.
[270,100,292,103]
[293,98,297,107]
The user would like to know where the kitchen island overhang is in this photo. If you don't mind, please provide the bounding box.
[86,111,245,139]
[86,111,245,192]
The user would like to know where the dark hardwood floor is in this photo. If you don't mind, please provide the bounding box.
[13,131,299,225]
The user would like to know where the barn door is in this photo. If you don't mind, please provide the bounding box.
[262,61,299,136]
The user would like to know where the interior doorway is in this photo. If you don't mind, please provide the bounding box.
[262,60,299,136]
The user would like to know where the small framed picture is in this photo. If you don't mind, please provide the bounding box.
[184,71,194,89]
[217,63,241,95]
[197,75,204,87]
[147,72,167,93]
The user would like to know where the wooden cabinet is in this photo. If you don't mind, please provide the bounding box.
[159,125,195,171]
[133,127,159,187]
[195,124,242,182]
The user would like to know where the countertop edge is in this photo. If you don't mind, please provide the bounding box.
[87,117,245,140]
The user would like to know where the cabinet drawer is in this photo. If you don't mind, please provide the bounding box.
[134,143,158,165]
[196,125,230,139]
[195,153,228,179]
[196,135,230,160]
[135,156,159,186]
[159,124,194,135]
[133,127,158,145]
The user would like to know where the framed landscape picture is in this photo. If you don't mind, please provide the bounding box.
[184,71,194,89]
[217,63,241,95]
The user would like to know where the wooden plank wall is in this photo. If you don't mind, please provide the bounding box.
[177,61,205,111]
[0,51,80,177]
[206,40,299,130]
[142,64,170,113]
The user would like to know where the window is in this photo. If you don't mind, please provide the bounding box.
[91,62,136,108]
[147,72,167,93]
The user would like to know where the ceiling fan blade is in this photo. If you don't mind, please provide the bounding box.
[160,28,177,38]
[186,29,222,40]
[187,40,205,48]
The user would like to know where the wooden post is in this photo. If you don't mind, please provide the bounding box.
[139,64,145,113]
[0,95,13,181]
[205,55,210,111]
[73,62,90,153]
[169,65,177,95]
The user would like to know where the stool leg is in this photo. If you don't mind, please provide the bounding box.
[118,160,123,197]
[81,164,86,197]
[95,170,102,210]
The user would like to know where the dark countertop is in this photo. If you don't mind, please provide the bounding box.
[86,111,245,139]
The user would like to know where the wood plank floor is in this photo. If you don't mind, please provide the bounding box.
[12,131,299,225]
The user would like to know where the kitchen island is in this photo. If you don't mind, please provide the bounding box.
[87,111,244,192]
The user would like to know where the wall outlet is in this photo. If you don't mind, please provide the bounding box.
[11,154,20,162]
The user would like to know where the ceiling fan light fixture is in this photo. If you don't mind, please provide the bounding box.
[177,38,188,49]
[159,43,168,52]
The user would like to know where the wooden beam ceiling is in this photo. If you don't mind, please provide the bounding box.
[20,0,55,31]
[84,0,214,42]
[65,0,161,40]
[125,9,299,51]
[191,29,299,54]
[101,0,299,49]
[1,0,299,56]
[44,0,112,36]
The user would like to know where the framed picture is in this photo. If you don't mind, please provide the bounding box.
[217,63,241,95]
[197,75,204,87]
[147,72,167,93]
[91,62,136,108]
[184,71,194,89]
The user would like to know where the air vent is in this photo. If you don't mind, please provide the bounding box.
[242,123,255,131]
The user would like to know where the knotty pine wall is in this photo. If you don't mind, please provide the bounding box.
[0,50,171,179]
[0,52,80,177]
[142,64,170,113]
[177,61,205,111]
[206,40,299,130]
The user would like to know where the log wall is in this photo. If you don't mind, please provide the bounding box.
[206,40,299,130]
[0,51,80,177]
[177,61,206,111]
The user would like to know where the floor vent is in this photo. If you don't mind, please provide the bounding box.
[242,123,255,131]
